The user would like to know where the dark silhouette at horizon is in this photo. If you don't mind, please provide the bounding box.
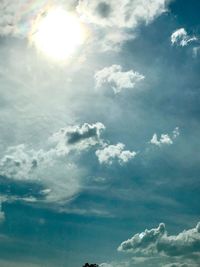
[82,263,99,267]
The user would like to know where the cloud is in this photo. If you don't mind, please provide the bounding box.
[96,143,137,165]
[0,0,19,36]
[171,28,198,47]
[150,127,179,147]
[77,0,169,29]
[0,122,106,203]
[118,222,166,254]
[49,122,105,155]
[0,144,82,202]
[0,144,46,180]
[0,0,44,37]
[95,65,145,94]
[118,222,200,261]
[150,134,173,146]
[0,0,76,37]
[77,0,170,51]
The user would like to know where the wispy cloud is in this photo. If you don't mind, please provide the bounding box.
[171,28,198,47]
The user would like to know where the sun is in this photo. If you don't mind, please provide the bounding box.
[31,7,86,61]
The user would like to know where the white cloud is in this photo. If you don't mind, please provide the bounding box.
[150,133,173,146]
[0,144,46,180]
[77,0,169,29]
[95,65,145,94]
[118,222,200,261]
[77,0,170,51]
[0,0,20,36]
[118,222,166,254]
[171,28,197,47]
[150,127,179,147]
[96,143,137,165]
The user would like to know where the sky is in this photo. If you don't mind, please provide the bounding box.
[0,0,200,266]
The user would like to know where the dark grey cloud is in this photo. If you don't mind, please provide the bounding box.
[66,123,105,145]
[50,122,105,155]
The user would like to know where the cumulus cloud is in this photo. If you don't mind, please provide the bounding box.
[49,122,105,155]
[96,143,137,165]
[150,127,179,147]
[77,0,169,29]
[118,223,166,254]
[150,133,173,146]
[0,144,46,180]
[95,65,145,94]
[118,222,200,261]
[171,28,198,47]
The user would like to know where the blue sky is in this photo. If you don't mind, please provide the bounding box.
[0,0,200,266]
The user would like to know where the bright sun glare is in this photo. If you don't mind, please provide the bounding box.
[31,7,86,61]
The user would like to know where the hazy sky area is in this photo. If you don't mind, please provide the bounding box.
[0,0,200,266]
